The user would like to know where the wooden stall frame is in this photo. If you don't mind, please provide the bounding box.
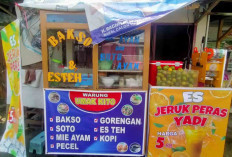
[40,10,151,91]
[142,24,151,90]
[96,24,151,91]
[40,10,89,89]
[40,10,48,88]
[92,44,98,90]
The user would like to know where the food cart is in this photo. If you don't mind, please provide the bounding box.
[39,10,150,156]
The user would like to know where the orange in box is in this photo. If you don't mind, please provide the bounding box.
[149,61,183,86]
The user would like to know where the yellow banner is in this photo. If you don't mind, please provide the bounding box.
[0,20,25,157]
[148,87,232,157]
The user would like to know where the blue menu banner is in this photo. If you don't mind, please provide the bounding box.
[44,89,147,156]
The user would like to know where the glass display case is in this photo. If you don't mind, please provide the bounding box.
[98,30,144,89]
[41,11,150,90]
[47,28,93,88]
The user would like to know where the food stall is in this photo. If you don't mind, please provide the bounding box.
[147,17,231,157]
[39,10,150,156]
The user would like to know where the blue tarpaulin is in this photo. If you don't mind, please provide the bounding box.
[85,0,196,44]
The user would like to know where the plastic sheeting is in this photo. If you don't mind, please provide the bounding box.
[19,0,85,11]
[85,0,196,44]
[18,0,196,44]
[15,5,42,66]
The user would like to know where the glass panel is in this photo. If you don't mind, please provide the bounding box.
[47,29,93,88]
[47,14,87,23]
[98,30,144,89]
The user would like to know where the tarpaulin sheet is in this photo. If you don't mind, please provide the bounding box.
[19,0,196,44]
[19,0,85,11]
[85,0,196,44]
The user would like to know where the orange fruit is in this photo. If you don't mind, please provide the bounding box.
[156,148,172,157]
[159,153,171,157]
[171,151,190,157]
[149,92,169,116]
[167,122,186,147]
[163,148,173,157]
[202,134,214,148]
[209,90,232,98]
[149,92,171,131]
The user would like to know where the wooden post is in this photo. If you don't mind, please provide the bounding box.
[151,24,157,60]
[0,38,6,99]
[93,45,98,90]
[40,10,49,88]
[142,24,151,90]
[216,19,224,48]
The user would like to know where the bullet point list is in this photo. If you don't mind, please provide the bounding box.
[94,118,98,123]
[50,135,54,140]
[50,117,53,122]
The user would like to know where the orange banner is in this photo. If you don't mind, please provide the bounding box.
[0,20,25,157]
[148,87,232,157]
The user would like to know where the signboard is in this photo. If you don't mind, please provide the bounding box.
[44,89,147,156]
[47,30,92,48]
[148,87,232,157]
[0,20,26,157]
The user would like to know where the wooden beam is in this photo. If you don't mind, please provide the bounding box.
[210,12,232,16]
[220,0,232,2]
[216,19,224,48]
[186,3,200,10]
[218,26,232,42]
[195,0,221,24]
[0,5,16,18]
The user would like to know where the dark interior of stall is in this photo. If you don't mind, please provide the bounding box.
[151,24,194,62]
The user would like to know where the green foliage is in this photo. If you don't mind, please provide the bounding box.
[154,123,164,128]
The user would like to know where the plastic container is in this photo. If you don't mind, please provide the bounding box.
[101,77,115,87]
[149,60,183,86]
[99,61,113,70]
[156,70,199,87]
